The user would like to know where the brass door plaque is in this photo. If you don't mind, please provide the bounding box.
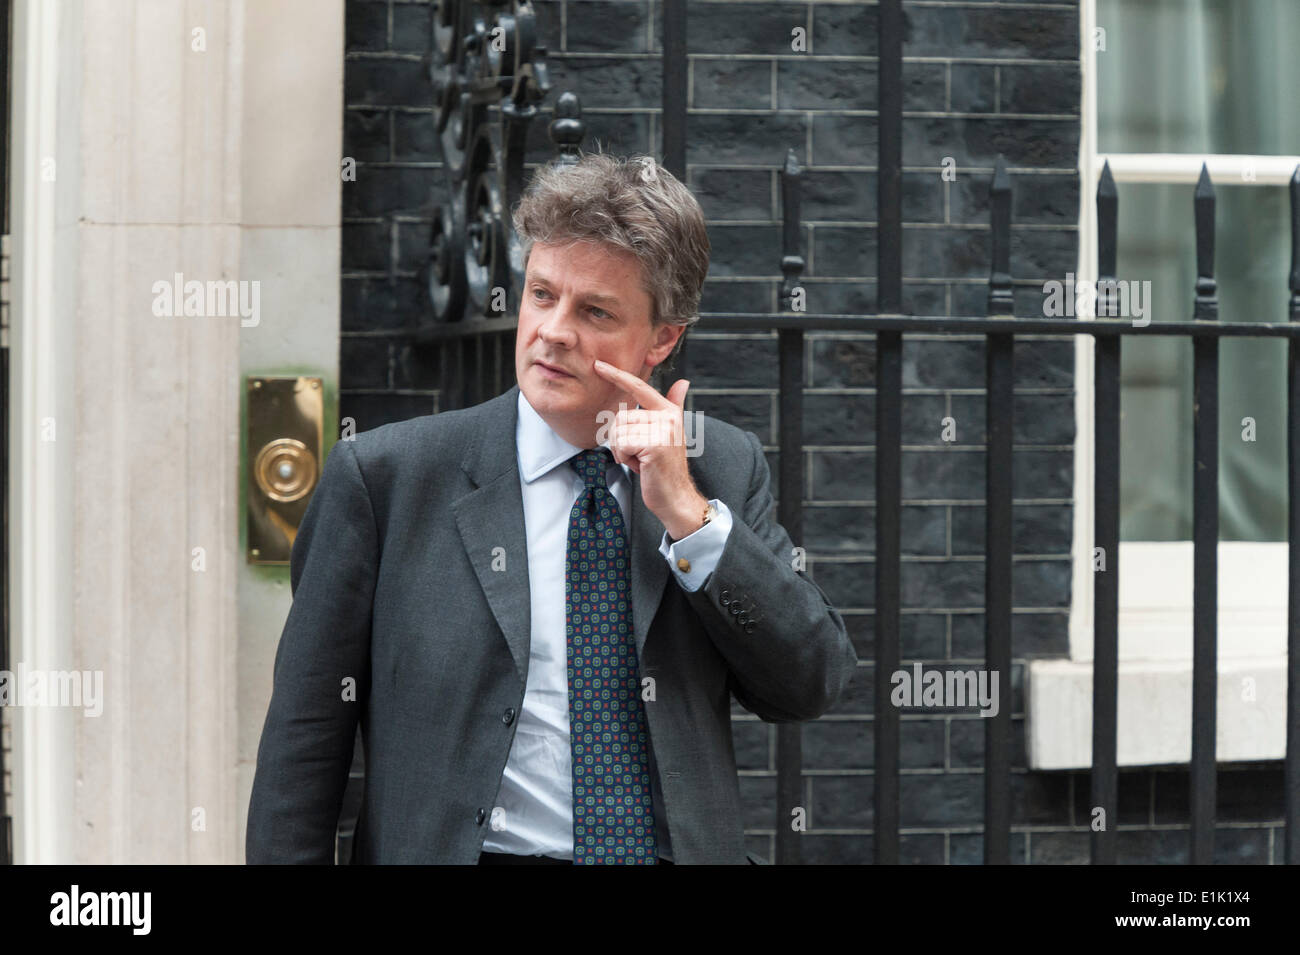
[247,376,324,564]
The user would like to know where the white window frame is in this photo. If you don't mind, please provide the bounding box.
[1029,0,1294,769]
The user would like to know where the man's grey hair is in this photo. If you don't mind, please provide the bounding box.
[511,149,710,375]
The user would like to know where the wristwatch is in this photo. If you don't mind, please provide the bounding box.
[669,500,718,543]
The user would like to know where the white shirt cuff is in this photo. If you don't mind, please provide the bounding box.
[657,499,733,592]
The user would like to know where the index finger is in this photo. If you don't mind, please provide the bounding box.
[592,359,669,411]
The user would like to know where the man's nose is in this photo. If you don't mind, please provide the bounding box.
[538,302,580,345]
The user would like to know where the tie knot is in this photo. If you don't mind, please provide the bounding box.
[570,447,614,489]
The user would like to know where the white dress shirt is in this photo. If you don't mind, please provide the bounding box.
[480,389,734,861]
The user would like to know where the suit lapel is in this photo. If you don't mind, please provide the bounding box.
[451,385,672,684]
[452,386,533,682]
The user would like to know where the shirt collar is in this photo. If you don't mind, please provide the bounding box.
[516,388,632,487]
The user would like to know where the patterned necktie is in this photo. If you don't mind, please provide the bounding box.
[566,446,658,864]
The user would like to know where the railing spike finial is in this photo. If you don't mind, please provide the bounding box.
[1193,162,1218,321]
[987,154,1014,317]
[1096,161,1118,319]
[549,90,586,164]
[779,148,805,310]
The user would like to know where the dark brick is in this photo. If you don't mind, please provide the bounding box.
[778,58,871,111]
[691,391,771,440]
[812,2,876,57]
[340,335,393,389]
[392,341,441,390]
[346,1,388,52]
[345,57,434,107]
[698,280,774,316]
[810,560,873,616]
[949,612,1070,659]
[342,222,391,271]
[392,110,438,160]
[951,831,1029,864]
[903,227,990,280]
[525,109,651,162]
[811,112,877,166]
[679,3,811,56]
[342,165,442,217]
[342,276,426,332]
[529,0,565,52]
[811,225,874,277]
[900,771,983,827]
[695,58,771,110]
[943,394,1078,447]
[707,223,791,276]
[545,56,661,109]
[344,108,391,162]
[950,715,1028,769]
[903,62,948,111]
[737,772,778,830]
[802,391,871,444]
[811,449,874,502]
[804,721,869,770]
[810,774,872,827]
[730,718,770,770]
[845,610,949,661]
[688,111,808,166]
[1154,767,1286,825]
[1000,64,1081,115]
[566,1,650,53]
[798,833,872,863]
[1027,830,1088,864]
[952,171,1080,226]
[812,336,875,388]
[684,334,779,388]
[902,7,1079,60]
[950,503,1075,557]
[802,169,873,222]
[391,2,431,53]
[904,116,1080,169]
[690,167,772,220]
[951,64,996,113]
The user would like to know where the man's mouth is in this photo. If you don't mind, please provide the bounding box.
[535,359,575,378]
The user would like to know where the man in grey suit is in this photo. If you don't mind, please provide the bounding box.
[246,151,858,864]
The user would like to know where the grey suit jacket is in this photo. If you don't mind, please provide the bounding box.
[246,383,858,864]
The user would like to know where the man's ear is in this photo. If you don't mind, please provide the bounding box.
[645,322,686,370]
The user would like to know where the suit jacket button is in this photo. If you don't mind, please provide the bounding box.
[744,622,756,633]
[502,707,516,725]
[738,613,748,625]
[720,590,731,606]
[676,557,691,573]
[730,604,741,616]
[476,808,486,825]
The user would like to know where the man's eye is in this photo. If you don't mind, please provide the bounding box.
[589,307,609,319]
[532,287,550,300]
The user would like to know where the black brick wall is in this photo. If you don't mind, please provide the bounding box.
[337,0,1286,864]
